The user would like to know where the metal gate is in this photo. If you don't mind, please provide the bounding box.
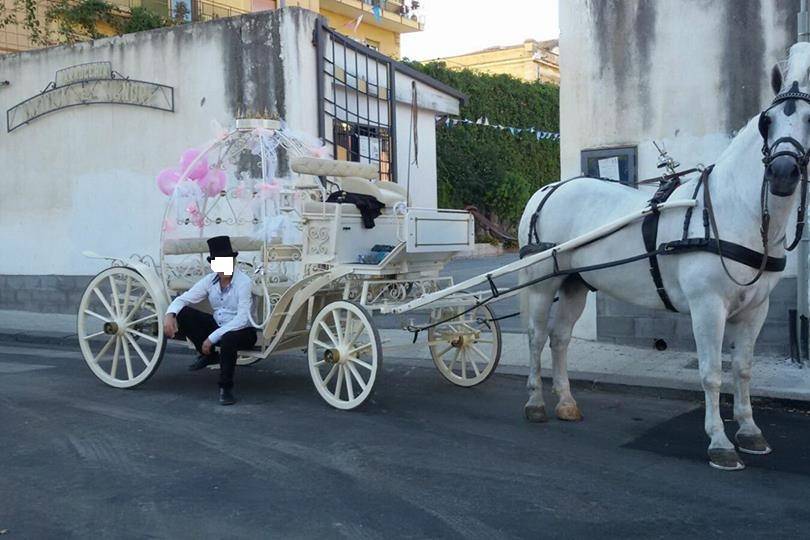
[316,24,397,182]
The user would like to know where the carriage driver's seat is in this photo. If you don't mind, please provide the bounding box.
[290,157,407,208]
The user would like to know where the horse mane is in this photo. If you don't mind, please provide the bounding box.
[782,42,810,90]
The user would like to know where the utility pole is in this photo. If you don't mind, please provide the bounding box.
[797,1,810,364]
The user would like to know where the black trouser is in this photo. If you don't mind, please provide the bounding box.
[176,306,257,389]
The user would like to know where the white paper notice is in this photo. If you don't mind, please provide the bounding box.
[598,157,621,181]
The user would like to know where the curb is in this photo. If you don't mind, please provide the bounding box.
[4,329,809,408]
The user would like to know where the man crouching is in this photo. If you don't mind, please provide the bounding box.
[163,236,257,405]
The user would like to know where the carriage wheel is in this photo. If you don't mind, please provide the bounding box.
[308,300,382,410]
[77,267,166,388]
[428,304,501,387]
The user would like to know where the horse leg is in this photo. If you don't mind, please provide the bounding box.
[690,296,744,470]
[727,300,772,455]
[549,278,588,421]
[522,276,562,423]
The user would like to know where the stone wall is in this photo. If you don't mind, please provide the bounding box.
[596,278,796,354]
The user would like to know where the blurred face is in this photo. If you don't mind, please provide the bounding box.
[210,256,234,277]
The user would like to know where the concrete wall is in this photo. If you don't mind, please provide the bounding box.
[560,0,800,352]
[0,8,454,314]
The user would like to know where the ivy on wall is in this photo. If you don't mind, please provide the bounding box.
[0,0,178,47]
[407,62,560,235]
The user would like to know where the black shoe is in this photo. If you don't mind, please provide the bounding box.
[219,387,236,406]
[188,353,218,371]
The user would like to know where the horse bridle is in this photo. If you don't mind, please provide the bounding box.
[758,80,810,251]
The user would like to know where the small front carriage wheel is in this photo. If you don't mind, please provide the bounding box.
[308,300,382,410]
[428,304,501,387]
[77,267,166,388]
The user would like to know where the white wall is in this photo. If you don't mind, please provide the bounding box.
[0,8,454,279]
[559,0,800,339]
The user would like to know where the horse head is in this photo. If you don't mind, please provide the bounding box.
[759,48,810,198]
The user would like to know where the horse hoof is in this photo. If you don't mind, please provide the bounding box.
[736,433,772,455]
[524,404,548,423]
[555,403,583,422]
[708,448,746,471]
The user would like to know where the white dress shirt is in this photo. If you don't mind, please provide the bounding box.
[166,269,254,344]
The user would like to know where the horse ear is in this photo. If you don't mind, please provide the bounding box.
[771,64,783,95]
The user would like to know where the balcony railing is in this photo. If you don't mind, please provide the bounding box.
[109,1,247,22]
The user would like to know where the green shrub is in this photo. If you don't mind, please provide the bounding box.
[406,62,560,235]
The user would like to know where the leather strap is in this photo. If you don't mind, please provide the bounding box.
[642,210,678,312]
[660,238,786,272]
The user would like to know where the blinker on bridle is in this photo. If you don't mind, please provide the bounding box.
[757,80,810,251]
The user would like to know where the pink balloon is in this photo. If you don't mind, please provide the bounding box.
[201,168,227,197]
[179,148,209,180]
[156,167,181,195]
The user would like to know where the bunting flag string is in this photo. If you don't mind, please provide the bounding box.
[438,116,560,141]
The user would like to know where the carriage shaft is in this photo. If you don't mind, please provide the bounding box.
[383,200,697,314]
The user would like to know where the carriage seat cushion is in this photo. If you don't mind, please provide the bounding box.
[290,157,378,179]
[163,236,265,256]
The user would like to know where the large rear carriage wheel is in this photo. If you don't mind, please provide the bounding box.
[308,300,381,410]
[77,267,166,388]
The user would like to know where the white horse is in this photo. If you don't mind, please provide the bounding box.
[518,43,810,470]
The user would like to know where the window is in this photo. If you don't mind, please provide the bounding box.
[333,122,392,181]
[365,39,381,51]
[580,146,638,187]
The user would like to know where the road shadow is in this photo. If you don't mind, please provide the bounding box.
[623,405,810,476]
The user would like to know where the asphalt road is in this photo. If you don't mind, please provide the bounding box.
[377,253,523,332]
[2,341,810,538]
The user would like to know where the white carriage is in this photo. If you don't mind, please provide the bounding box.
[76,118,502,409]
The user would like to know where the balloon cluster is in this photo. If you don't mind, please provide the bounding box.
[155,148,227,197]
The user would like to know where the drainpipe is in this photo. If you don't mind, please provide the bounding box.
[797,1,810,364]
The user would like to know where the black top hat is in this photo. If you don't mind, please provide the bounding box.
[206,236,239,262]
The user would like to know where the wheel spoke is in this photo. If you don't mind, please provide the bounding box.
[84,309,111,323]
[82,330,106,340]
[475,339,494,344]
[123,292,148,323]
[334,364,344,399]
[466,349,481,376]
[313,360,326,367]
[108,276,121,317]
[312,339,332,350]
[319,321,339,347]
[347,342,372,357]
[333,310,344,344]
[346,362,367,391]
[447,348,460,372]
[343,311,354,345]
[122,337,134,380]
[125,328,159,344]
[470,344,491,365]
[121,276,132,317]
[125,334,151,367]
[461,350,468,378]
[93,335,116,363]
[347,356,373,371]
[344,365,355,400]
[129,313,157,326]
[434,344,453,359]
[110,337,121,377]
[322,364,339,385]
[92,288,117,319]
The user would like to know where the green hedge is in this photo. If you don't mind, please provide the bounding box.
[406,62,560,234]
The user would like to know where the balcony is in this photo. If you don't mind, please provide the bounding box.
[321,0,424,33]
[109,1,247,22]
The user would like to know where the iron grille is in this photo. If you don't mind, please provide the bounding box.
[318,25,397,182]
